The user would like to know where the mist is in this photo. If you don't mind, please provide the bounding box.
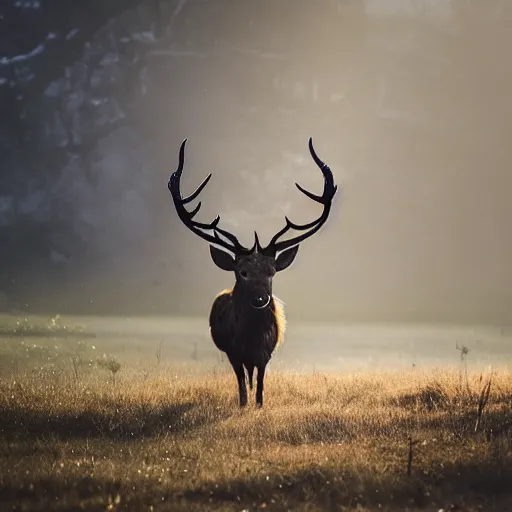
[1,0,512,328]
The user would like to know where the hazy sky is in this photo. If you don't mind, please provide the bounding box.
[7,0,510,325]
[151,0,511,325]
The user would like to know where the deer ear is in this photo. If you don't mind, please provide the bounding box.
[209,245,236,271]
[275,246,299,272]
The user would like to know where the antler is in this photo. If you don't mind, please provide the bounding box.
[168,139,253,255]
[258,137,338,256]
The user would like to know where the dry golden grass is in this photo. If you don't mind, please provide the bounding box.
[0,346,511,511]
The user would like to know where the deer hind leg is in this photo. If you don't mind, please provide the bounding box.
[256,365,266,408]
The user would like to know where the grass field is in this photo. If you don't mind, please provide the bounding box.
[0,317,511,511]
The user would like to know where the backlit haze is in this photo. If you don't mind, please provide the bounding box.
[1,0,511,370]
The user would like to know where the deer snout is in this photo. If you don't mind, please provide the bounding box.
[250,294,271,309]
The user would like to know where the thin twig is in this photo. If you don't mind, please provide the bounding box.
[407,437,419,476]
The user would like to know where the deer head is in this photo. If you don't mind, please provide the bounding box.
[168,138,338,309]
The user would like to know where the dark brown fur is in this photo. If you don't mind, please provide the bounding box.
[168,137,337,408]
[210,290,279,407]
[207,249,293,407]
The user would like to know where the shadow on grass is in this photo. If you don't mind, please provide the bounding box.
[262,407,511,446]
[389,385,512,440]
[0,475,119,512]
[0,400,214,441]
[0,459,511,511]
[183,459,512,510]
[411,406,512,440]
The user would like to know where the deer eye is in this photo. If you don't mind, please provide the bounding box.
[239,270,248,279]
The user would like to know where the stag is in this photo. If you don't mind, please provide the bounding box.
[168,138,337,407]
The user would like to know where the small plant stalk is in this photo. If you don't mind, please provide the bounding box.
[156,340,163,365]
[474,374,492,433]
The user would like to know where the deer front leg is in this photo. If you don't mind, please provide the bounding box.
[256,365,266,408]
[231,362,247,408]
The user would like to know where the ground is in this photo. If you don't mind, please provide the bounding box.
[0,315,511,511]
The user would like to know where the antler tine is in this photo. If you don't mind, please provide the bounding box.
[168,139,251,255]
[262,137,338,255]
